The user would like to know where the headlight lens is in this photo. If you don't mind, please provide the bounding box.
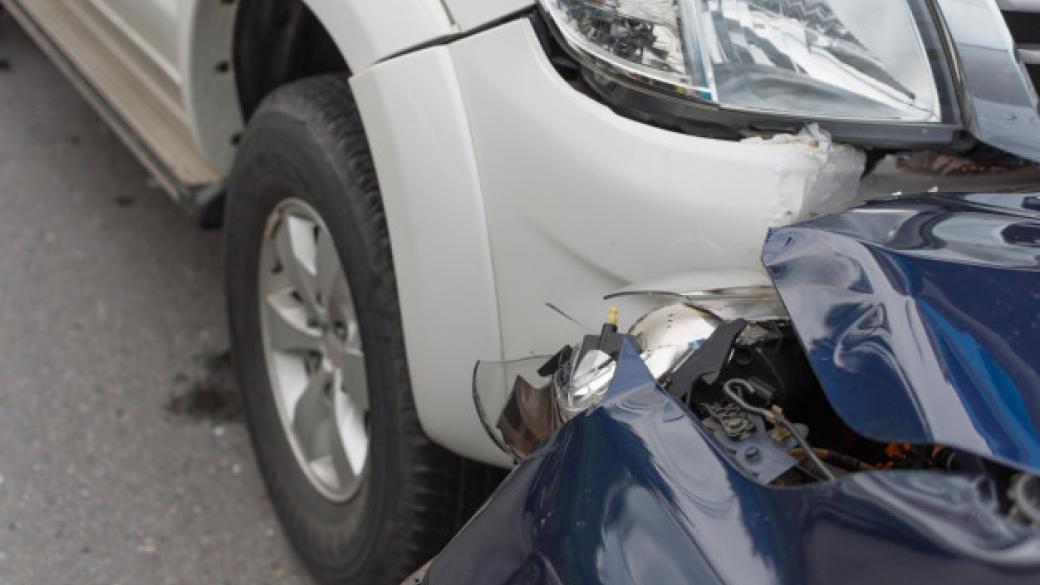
[540,0,948,123]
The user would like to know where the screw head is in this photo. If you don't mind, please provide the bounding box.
[333,322,347,340]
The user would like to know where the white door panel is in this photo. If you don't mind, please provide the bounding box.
[89,0,181,82]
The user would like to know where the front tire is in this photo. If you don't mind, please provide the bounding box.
[225,75,473,584]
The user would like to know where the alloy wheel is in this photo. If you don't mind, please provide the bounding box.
[258,199,370,502]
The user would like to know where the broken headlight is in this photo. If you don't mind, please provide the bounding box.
[474,305,721,459]
[539,0,956,125]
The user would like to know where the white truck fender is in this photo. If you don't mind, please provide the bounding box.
[297,0,456,71]
[440,0,533,29]
[180,0,459,173]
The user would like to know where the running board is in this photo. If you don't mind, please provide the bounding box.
[1,0,221,207]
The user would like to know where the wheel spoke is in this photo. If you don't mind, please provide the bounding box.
[275,214,320,311]
[338,350,369,413]
[264,291,322,354]
[292,368,334,460]
[314,229,342,309]
[333,391,369,477]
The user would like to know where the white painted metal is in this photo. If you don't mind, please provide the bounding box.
[38,0,459,174]
[351,18,864,464]
[448,20,864,367]
[442,0,533,29]
[179,0,242,172]
[5,0,219,190]
[351,48,509,466]
[88,0,181,84]
[299,0,457,72]
[176,0,457,170]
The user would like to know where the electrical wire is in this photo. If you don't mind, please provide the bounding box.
[723,379,837,481]
[789,448,872,473]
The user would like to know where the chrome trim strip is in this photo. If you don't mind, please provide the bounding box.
[1020,45,1040,66]
[936,0,1040,162]
[997,0,1040,10]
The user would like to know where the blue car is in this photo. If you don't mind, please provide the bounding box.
[411,191,1040,585]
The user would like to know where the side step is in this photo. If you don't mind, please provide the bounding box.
[1,0,222,210]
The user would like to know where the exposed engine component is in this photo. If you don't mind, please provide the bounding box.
[482,300,883,477]
[556,349,615,420]
[489,310,637,459]
[1010,474,1040,529]
[477,297,1036,510]
[629,304,720,352]
[720,379,836,481]
[605,268,788,321]
[702,399,800,484]
[486,304,719,459]
[704,401,755,441]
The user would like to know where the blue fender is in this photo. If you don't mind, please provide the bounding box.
[763,192,1040,473]
[426,339,1040,585]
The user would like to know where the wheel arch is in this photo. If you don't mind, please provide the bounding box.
[231,0,349,123]
[230,0,457,121]
[181,0,455,172]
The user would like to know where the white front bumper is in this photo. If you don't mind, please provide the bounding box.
[352,17,864,465]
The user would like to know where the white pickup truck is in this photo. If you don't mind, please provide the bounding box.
[5,0,1040,583]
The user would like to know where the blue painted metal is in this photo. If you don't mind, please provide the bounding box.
[427,339,1040,585]
[763,192,1040,473]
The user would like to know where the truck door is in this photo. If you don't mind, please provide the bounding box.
[89,0,181,85]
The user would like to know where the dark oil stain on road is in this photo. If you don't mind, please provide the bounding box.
[165,350,243,423]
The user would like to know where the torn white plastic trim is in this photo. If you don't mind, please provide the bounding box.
[743,124,867,227]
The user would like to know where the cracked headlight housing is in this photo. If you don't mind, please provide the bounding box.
[539,0,957,126]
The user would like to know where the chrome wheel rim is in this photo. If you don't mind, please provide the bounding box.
[258,199,369,502]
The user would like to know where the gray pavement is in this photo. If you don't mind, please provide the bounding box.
[0,13,311,585]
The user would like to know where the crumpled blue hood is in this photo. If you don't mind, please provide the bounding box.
[763,192,1040,473]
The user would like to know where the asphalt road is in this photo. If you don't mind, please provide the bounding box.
[0,14,311,585]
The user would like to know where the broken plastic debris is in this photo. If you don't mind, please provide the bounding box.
[496,375,559,458]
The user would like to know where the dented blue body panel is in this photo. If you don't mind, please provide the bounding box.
[426,193,1040,585]
[763,193,1040,473]
[427,341,1040,585]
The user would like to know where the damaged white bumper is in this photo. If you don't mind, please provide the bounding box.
[353,19,896,465]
